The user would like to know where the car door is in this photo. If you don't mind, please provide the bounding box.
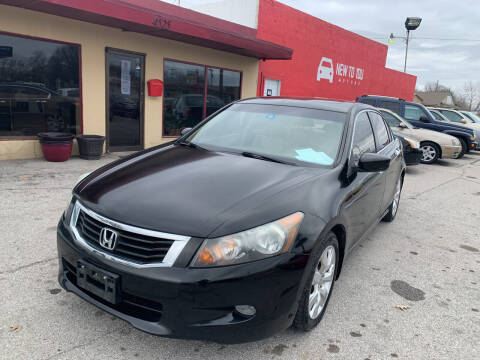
[343,111,386,248]
[403,104,436,130]
[368,111,401,212]
[378,100,402,117]
[12,85,49,135]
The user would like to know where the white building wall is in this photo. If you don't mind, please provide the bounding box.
[160,0,259,29]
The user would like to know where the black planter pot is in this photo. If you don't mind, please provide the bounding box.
[37,132,75,144]
[77,135,105,160]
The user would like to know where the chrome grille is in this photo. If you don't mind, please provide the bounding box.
[70,201,190,268]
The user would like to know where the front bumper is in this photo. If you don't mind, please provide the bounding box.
[440,145,462,159]
[404,147,422,166]
[57,220,305,343]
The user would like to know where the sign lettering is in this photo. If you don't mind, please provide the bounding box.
[152,16,171,30]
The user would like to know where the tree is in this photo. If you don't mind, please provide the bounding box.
[462,81,480,111]
[424,81,449,92]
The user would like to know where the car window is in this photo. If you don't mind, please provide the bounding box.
[368,112,391,151]
[0,86,15,97]
[321,60,332,68]
[358,98,376,106]
[379,101,401,115]
[381,110,401,127]
[187,103,346,166]
[439,110,463,123]
[404,104,425,121]
[351,112,376,157]
[430,110,445,121]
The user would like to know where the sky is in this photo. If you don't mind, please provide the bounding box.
[277,0,480,92]
[166,0,480,92]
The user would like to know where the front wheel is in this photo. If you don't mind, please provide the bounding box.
[293,232,338,331]
[419,142,439,164]
[382,176,402,222]
[457,137,467,158]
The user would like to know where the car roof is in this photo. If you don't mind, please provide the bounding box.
[357,94,406,101]
[238,97,372,113]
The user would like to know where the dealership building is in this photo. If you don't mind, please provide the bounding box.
[0,0,416,160]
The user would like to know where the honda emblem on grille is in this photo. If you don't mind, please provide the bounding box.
[99,227,118,250]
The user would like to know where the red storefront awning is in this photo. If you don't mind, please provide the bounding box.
[0,0,293,60]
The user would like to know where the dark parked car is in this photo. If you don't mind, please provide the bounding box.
[57,98,405,343]
[0,82,79,135]
[356,95,477,157]
[391,130,422,165]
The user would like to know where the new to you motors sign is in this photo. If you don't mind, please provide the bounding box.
[317,57,365,86]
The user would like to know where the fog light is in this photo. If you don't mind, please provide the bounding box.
[234,305,256,317]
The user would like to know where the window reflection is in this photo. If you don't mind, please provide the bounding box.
[0,33,80,136]
[163,61,205,136]
[163,60,241,136]
[206,68,241,117]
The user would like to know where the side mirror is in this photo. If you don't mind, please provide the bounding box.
[180,127,192,136]
[461,119,467,124]
[419,116,430,122]
[358,153,391,172]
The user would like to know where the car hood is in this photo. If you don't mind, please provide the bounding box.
[392,127,458,145]
[76,145,320,238]
[461,123,480,130]
[436,121,475,134]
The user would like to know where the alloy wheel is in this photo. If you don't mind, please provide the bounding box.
[420,145,436,163]
[309,245,336,319]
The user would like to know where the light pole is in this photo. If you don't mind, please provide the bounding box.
[389,17,422,73]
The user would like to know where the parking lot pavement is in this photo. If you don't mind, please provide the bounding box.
[1,153,479,360]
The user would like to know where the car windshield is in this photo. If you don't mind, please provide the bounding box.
[186,103,346,166]
[430,110,447,121]
[440,110,464,123]
[380,110,414,129]
[464,112,480,123]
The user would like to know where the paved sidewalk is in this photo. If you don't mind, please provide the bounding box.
[1,152,479,360]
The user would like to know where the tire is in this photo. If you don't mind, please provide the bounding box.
[382,176,402,222]
[293,232,339,331]
[419,141,440,164]
[457,137,467,158]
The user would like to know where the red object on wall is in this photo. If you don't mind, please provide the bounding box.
[147,79,164,96]
[256,0,416,101]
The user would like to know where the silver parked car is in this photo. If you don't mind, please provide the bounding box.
[380,108,462,164]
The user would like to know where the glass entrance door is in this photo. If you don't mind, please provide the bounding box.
[106,48,145,151]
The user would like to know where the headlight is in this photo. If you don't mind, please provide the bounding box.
[191,212,304,267]
[404,137,420,149]
[470,136,476,141]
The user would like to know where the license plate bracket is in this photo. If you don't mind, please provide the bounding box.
[77,260,121,304]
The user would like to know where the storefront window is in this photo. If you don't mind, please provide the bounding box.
[0,33,80,137]
[163,60,241,136]
[206,68,241,117]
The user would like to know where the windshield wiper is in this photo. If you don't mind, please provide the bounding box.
[177,140,206,150]
[241,151,296,166]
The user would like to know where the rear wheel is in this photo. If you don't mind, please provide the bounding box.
[419,142,439,164]
[457,137,466,158]
[293,232,338,331]
[382,176,402,222]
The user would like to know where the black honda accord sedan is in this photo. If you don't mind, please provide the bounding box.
[57,98,405,343]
